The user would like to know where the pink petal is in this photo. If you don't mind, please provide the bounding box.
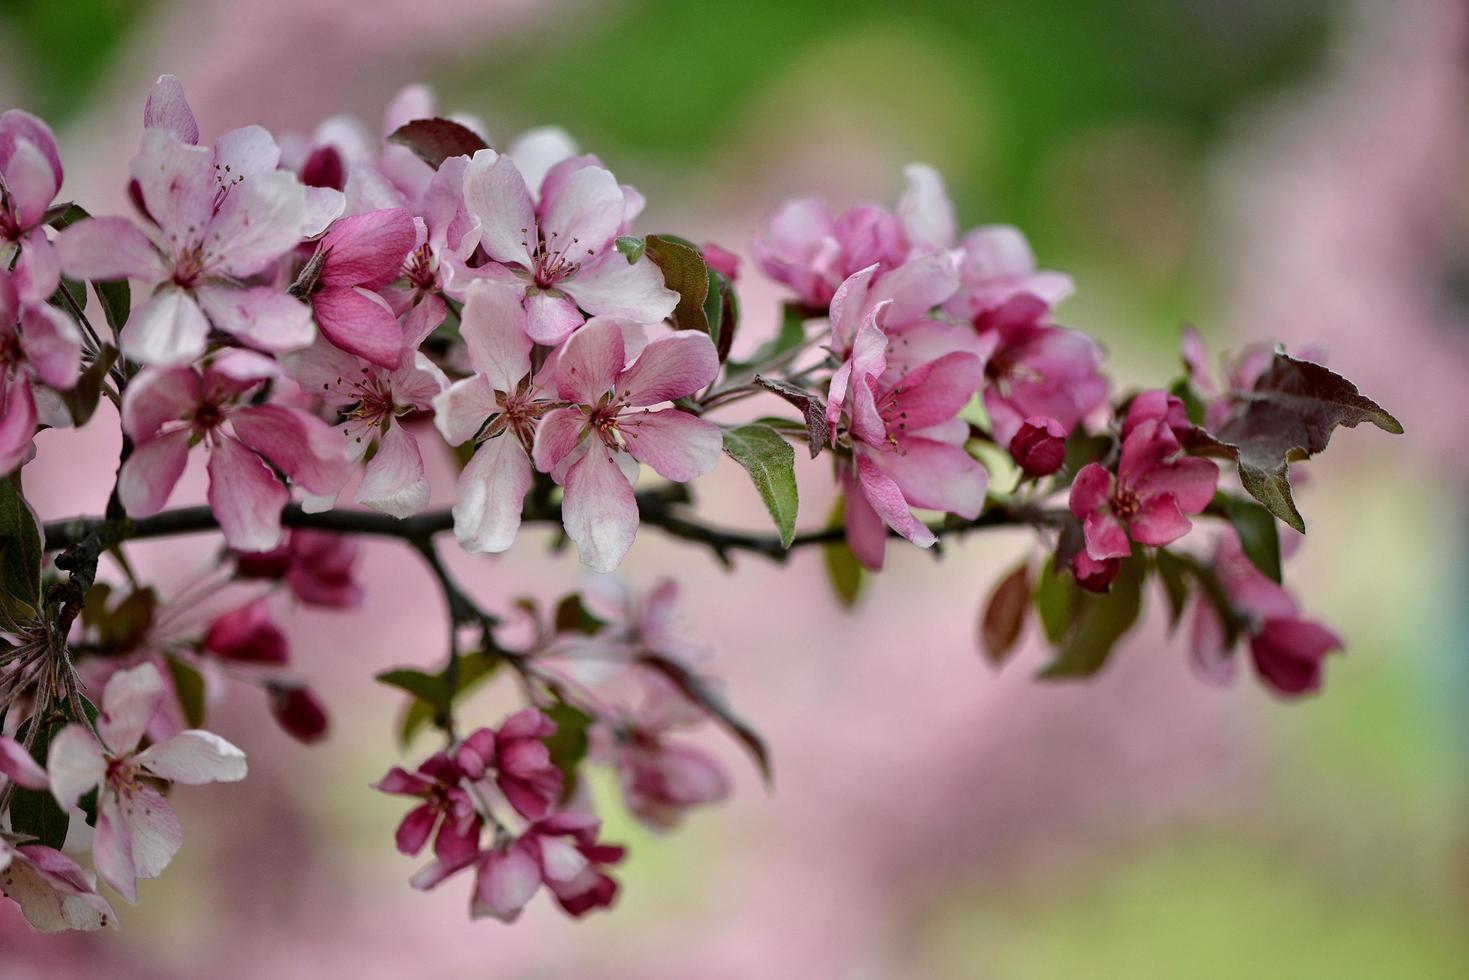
[433,374,498,446]
[872,436,987,518]
[143,74,198,144]
[120,289,210,365]
[230,404,352,496]
[869,250,958,326]
[1127,493,1192,547]
[474,844,542,922]
[395,804,437,856]
[615,331,718,407]
[195,285,315,353]
[136,731,246,784]
[93,794,139,903]
[0,109,63,189]
[841,468,888,571]
[13,230,61,305]
[555,317,625,404]
[207,436,290,552]
[2,844,117,932]
[117,429,191,517]
[311,285,403,368]
[531,406,586,473]
[538,164,623,258]
[1,136,59,228]
[1068,463,1113,516]
[883,351,982,430]
[896,162,955,253]
[619,409,721,482]
[212,125,281,181]
[524,287,585,346]
[855,450,935,549]
[0,372,37,474]
[354,423,429,518]
[559,251,678,325]
[206,170,309,278]
[507,126,579,197]
[118,785,183,882]
[460,280,532,390]
[202,598,289,664]
[0,735,48,790]
[453,435,532,554]
[130,129,215,244]
[45,725,105,810]
[1136,456,1219,516]
[18,304,82,390]
[98,663,167,755]
[319,208,416,289]
[462,150,536,268]
[1083,510,1133,560]
[561,441,638,573]
[1250,618,1342,697]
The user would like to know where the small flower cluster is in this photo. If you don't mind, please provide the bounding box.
[1,76,1400,934]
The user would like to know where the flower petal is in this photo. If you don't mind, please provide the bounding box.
[92,794,138,902]
[354,423,429,518]
[538,164,623,258]
[871,436,987,519]
[560,251,678,324]
[119,785,183,882]
[45,725,106,810]
[99,662,167,756]
[207,436,290,552]
[460,279,532,389]
[229,404,352,496]
[473,842,542,922]
[18,304,82,390]
[433,375,498,446]
[318,208,416,289]
[55,215,165,282]
[562,441,638,573]
[207,169,309,278]
[532,406,586,474]
[311,285,403,368]
[116,428,191,517]
[1,136,59,228]
[131,129,214,244]
[454,435,532,554]
[120,289,210,366]
[897,162,955,253]
[555,316,624,404]
[614,331,718,407]
[619,409,722,482]
[0,375,36,474]
[0,735,48,790]
[195,285,315,353]
[462,149,535,268]
[143,74,198,144]
[135,731,247,784]
[855,450,935,549]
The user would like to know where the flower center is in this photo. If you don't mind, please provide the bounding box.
[1111,486,1141,520]
[525,227,593,289]
[405,245,437,292]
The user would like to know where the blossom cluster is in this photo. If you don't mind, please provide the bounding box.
[0,77,1400,932]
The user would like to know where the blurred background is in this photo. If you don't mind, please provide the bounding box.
[2,0,1466,976]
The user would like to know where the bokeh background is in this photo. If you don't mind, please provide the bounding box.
[3,0,1467,976]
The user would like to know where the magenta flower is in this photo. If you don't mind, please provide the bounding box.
[1068,417,1219,561]
[454,708,564,821]
[0,109,65,306]
[1,267,81,474]
[1,840,117,933]
[752,163,956,308]
[374,751,482,874]
[1009,415,1067,477]
[47,663,247,902]
[202,598,289,664]
[469,811,625,922]
[976,293,1108,446]
[298,207,416,367]
[432,281,557,554]
[55,121,320,365]
[1189,526,1343,697]
[943,224,1074,324]
[533,319,722,572]
[235,529,363,608]
[283,337,446,518]
[462,148,677,345]
[1122,388,1191,441]
[116,350,352,551]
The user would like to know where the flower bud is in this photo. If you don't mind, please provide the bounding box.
[268,683,329,743]
[701,243,741,282]
[1009,415,1067,477]
[1249,617,1342,697]
[1070,551,1120,593]
[203,599,289,664]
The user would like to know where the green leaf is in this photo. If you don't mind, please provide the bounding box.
[385,652,502,747]
[822,496,865,609]
[1038,556,1145,679]
[399,698,436,748]
[9,722,69,850]
[375,668,449,707]
[1203,352,1403,533]
[1154,548,1191,631]
[614,235,645,264]
[980,562,1031,667]
[1033,557,1079,644]
[92,280,131,334]
[721,424,798,548]
[707,268,739,363]
[0,475,44,619]
[386,118,488,169]
[541,701,593,801]
[643,234,710,335]
[165,654,207,728]
[58,345,117,427]
[1213,492,1282,583]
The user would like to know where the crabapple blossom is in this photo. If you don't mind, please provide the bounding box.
[454,709,564,821]
[234,529,363,608]
[1009,415,1067,477]
[374,751,482,874]
[295,207,416,367]
[202,599,289,664]
[0,109,64,306]
[0,839,116,933]
[46,663,246,902]
[462,148,677,345]
[0,266,81,473]
[1068,410,1219,561]
[533,318,722,572]
[116,350,352,550]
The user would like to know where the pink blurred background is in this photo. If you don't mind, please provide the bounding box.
[2,0,1466,976]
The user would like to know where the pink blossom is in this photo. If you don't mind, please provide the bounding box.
[283,337,446,518]
[1069,418,1219,561]
[827,300,988,570]
[567,577,713,671]
[1189,526,1343,697]
[432,281,556,554]
[462,148,677,345]
[598,717,729,831]
[374,751,482,874]
[1009,415,1067,477]
[532,319,722,572]
[235,529,363,608]
[976,293,1108,445]
[55,101,322,364]
[454,708,564,822]
[943,224,1074,323]
[266,682,330,743]
[116,350,352,550]
[469,812,625,922]
[0,109,65,306]
[1,267,81,473]
[0,840,117,933]
[47,663,247,902]
[202,598,289,664]
[1069,550,1122,593]
[752,163,956,308]
[298,207,416,367]
[1122,388,1191,441]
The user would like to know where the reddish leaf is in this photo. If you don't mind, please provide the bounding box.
[755,375,829,458]
[981,562,1031,666]
[386,118,488,170]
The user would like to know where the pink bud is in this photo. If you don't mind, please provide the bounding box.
[1070,550,1120,593]
[1249,617,1342,697]
[268,683,329,743]
[1009,415,1067,477]
[301,145,345,191]
[701,243,740,282]
[203,599,290,664]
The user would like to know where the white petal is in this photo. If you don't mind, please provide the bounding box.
[45,725,106,811]
[135,730,247,784]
